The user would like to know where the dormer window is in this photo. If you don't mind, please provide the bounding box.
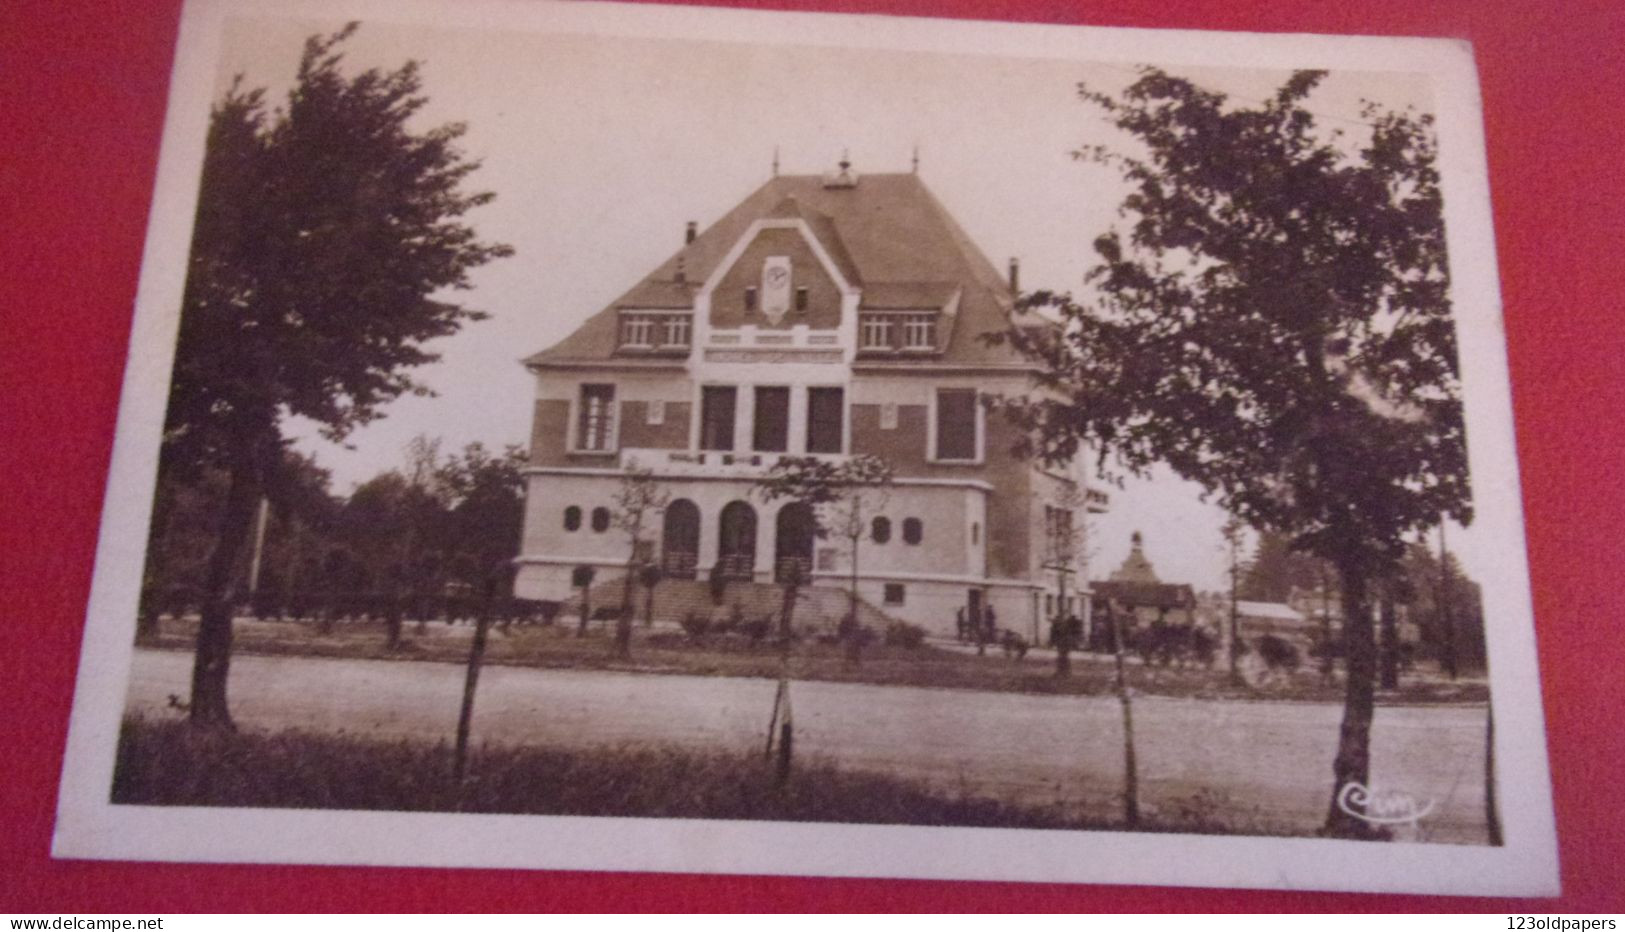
[860,315,894,350]
[618,311,690,350]
[661,315,691,347]
[901,313,936,350]
[620,315,654,347]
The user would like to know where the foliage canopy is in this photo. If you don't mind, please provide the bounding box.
[992,68,1468,574]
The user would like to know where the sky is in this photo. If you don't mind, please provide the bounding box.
[204,10,1480,593]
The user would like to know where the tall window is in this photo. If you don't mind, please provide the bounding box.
[700,385,737,451]
[577,384,616,452]
[859,315,893,349]
[806,387,844,454]
[753,386,790,452]
[661,314,691,346]
[934,388,978,460]
[619,314,654,347]
[902,313,936,350]
[1045,506,1075,563]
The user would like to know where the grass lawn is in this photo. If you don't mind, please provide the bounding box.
[111,716,1264,835]
[136,615,1487,705]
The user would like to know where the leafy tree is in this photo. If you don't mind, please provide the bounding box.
[991,68,1468,837]
[1240,529,1328,603]
[1220,517,1249,686]
[1401,539,1486,674]
[609,463,671,659]
[162,24,511,726]
[436,441,528,594]
[1046,482,1093,677]
[822,455,894,663]
[754,453,891,782]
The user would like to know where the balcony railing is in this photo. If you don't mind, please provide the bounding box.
[620,447,850,477]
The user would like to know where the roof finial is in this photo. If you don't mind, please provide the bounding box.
[772,145,780,178]
[911,143,919,174]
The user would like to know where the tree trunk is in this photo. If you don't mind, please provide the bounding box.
[1109,604,1139,828]
[1318,573,1335,682]
[1323,558,1383,839]
[453,613,491,782]
[1485,702,1503,845]
[1378,590,1399,690]
[845,534,862,666]
[1055,576,1069,677]
[765,569,800,785]
[614,559,636,660]
[188,459,261,729]
[137,484,176,640]
[1228,561,1243,687]
[1438,524,1459,680]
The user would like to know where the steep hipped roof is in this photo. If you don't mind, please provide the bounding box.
[524,172,1024,367]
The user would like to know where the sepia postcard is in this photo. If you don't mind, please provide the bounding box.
[53,0,1559,896]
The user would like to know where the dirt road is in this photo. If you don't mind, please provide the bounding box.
[126,648,1491,843]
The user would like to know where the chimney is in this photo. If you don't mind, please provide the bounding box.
[1008,257,1020,292]
[684,221,697,244]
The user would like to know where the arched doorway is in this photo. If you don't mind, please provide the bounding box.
[715,501,757,581]
[774,502,815,584]
[661,499,700,579]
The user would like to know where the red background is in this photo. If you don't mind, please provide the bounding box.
[3,0,1622,914]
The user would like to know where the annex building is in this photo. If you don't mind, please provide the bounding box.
[514,159,1103,639]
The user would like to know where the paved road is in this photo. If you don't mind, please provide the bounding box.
[126,648,1491,843]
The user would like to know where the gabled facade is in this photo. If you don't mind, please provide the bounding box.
[515,162,1101,638]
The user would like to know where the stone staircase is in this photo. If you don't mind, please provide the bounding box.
[576,575,896,633]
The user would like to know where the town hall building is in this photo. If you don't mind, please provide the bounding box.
[514,159,1104,639]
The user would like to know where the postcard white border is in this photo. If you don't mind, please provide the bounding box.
[53,0,1558,897]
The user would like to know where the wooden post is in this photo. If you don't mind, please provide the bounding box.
[1109,603,1139,827]
[453,613,491,782]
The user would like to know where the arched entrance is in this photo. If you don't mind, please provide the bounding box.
[774,502,815,584]
[661,499,700,579]
[715,501,757,581]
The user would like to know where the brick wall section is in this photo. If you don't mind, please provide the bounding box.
[981,411,1032,578]
[709,228,841,331]
[529,399,573,467]
[851,402,1031,578]
[850,403,930,472]
[530,398,694,467]
[619,401,691,449]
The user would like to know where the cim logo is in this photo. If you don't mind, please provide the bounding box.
[1337,781,1436,826]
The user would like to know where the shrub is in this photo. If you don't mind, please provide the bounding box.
[680,611,710,639]
[884,621,926,649]
[1256,634,1302,672]
[535,600,562,626]
[1000,629,1029,659]
[741,616,772,645]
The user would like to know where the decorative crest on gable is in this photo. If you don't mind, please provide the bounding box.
[760,256,792,324]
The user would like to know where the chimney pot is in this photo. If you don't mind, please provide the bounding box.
[685,221,697,244]
[1008,257,1021,292]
